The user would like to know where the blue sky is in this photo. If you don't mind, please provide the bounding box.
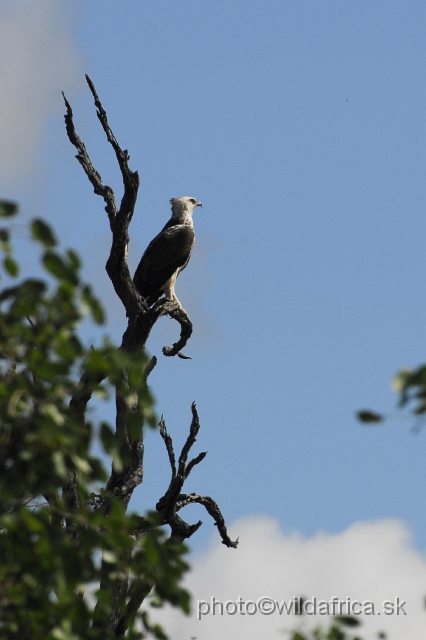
[1,1,426,636]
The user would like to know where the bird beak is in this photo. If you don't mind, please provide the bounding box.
[196,201,202,208]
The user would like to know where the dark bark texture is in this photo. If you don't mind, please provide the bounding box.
[62,76,237,635]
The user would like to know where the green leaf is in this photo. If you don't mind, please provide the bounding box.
[52,451,68,480]
[102,550,117,564]
[30,358,69,381]
[0,200,18,217]
[82,285,105,324]
[39,403,65,426]
[0,284,19,302]
[334,615,361,627]
[54,334,83,361]
[356,410,384,424]
[391,367,413,393]
[0,211,192,638]
[66,248,81,271]
[30,218,57,248]
[85,348,113,376]
[100,422,115,451]
[3,255,19,277]
[42,250,78,285]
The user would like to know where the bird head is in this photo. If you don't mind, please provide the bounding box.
[170,196,202,219]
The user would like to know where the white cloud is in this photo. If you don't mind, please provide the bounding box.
[155,516,426,639]
[0,0,80,186]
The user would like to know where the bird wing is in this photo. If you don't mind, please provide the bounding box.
[133,224,195,298]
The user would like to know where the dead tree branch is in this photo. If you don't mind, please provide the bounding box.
[114,404,237,637]
[156,403,238,548]
[62,76,192,355]
[62,77,235,635]
[175,494,239,548]
[62,75,193,513]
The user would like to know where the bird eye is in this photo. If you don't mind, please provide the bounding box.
[189,198,196,204]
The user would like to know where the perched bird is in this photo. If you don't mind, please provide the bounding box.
[133,196,202,308]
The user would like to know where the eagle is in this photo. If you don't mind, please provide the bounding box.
[133,196,202,308]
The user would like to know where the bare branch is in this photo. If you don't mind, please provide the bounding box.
[156,404,236,547]
[156,404,204,518]
[63,82,141,316]
[120,298,193,358]
[159,416,176,476]
[85,74,136,219]
[63,81,193,355]
[115,579,154,637]
[69,369,106,423]
[63,76,195,519]
[161,305,193,358]
[178,402,201,475]
[143,355,157,380]
[175,494,239,549]
[168,513,203,541]
[185,451,208,478]
[62,78,233,635]
[62,91,118,224]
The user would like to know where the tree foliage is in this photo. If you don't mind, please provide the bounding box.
[287,613,386,640]
[357,361,426,429]
[0,202,190,638]
[0,77,237,638]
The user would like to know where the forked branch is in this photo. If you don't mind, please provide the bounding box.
[62,76,192,355]
[156,403,238,549]
[62,77,235,636]
[62,78,193,523]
